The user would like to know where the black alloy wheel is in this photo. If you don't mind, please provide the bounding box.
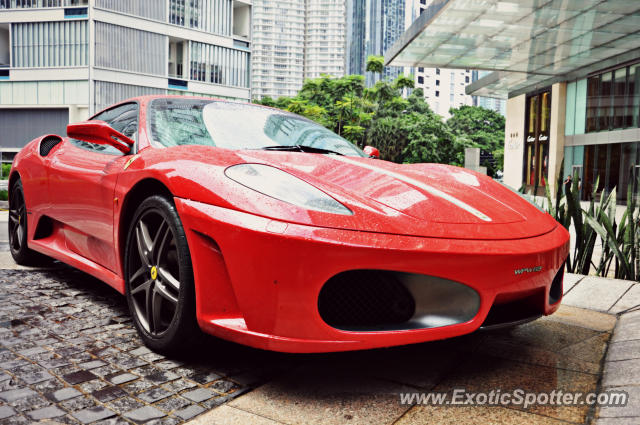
[125,195,199,353]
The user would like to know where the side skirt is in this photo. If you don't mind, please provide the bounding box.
[28,222,125,294]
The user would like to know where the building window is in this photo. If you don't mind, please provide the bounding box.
[190,41,249,88]
[435,68,440,75]
[581,142,640,203]
[586,62,640,133]
[170,0,232,36]
[465,76,469,83]
[95,0,165,21]
[418,67,424,72]
[436,80,440,86]
[12,21,88,67]
[95,22,165,76]
[417,76,424,84]
[435,91,439,97]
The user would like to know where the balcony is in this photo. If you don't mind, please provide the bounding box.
[0,0,87,8]
[233,0,250,40]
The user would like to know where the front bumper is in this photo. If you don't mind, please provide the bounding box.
[175,198,570,353]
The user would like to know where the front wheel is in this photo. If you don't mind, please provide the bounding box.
[124,195,199,354]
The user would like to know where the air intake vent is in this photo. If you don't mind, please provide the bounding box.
[318,270,416,330]
[39,136,62,156]
[548,261,565,305]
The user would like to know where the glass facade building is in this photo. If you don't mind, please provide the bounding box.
[563,61,640,203]
[346,0,406,86]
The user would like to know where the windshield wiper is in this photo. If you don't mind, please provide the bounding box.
[260,144,344,155]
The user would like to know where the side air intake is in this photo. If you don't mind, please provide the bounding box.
[39,136,62,156]
[318,270,480,332]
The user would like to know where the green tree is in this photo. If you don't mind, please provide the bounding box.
[365,55,384,74]
[394,74,415,90]
[252,73,488,169]
[447,105,506,176]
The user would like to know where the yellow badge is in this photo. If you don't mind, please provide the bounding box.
[124,154,140,170]
[150,266,158,280]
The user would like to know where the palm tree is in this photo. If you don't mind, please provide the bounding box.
[394,75,415,90]
[366,55,384,75]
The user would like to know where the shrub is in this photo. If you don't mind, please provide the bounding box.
[1,163,11,179]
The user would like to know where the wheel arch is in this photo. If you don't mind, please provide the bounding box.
[8,170,21,199]
[118,178,174,273]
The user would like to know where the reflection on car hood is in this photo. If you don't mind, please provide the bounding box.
[232,150,557,240]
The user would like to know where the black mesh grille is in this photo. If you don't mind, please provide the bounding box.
[318,270,415,330]
[39,136,62,156]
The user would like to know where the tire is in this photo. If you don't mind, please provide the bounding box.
[9,179,48,266]
[124,195,199,354]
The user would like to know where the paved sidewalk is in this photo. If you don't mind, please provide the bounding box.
[562,274,640,314]
[1,264,637,424]
[188,274,640,425]
[0,268,286,424]
[597,308,640,424]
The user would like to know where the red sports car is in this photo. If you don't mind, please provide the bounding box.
[9,96,570,353]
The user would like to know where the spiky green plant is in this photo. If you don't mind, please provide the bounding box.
[588,173,640,280]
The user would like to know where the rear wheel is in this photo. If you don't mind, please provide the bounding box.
[124,195,199,354]
[9,180,48,266]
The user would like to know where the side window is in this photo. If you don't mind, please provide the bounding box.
[70,103,139,155]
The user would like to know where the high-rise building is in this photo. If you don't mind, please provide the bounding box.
[304,0,346,80]
[0,0,252,157]
[346,0,406,86]
[407,0,473,118]
[251,0,346,100]
[251,0,305,99]
[472,70,506,116]
[414,67,473,118]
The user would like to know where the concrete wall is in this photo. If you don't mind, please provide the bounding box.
[0,80,89,105]
[233,2,251,38]
[503,94,526,189]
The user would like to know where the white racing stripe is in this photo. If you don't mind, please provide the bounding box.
[332,156,492,222]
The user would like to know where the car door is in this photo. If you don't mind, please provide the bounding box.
[47,102,139,273]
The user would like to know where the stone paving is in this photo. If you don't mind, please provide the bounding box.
[188,274,640,425]
[0,268,290,424]
[597,307,640,424]
[189,304,619,425]
[1,263,638,424]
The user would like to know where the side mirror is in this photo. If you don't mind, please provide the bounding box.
[363,146,380,159]
[67,120,134,154]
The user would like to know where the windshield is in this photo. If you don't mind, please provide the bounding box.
[149,98,365,157]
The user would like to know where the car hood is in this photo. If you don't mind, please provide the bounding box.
[145,146,557,240]
[227,150,557,240]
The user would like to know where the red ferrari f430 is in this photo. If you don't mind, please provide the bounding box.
[9,96,570,353]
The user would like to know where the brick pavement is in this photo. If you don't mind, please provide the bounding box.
[0,268,288,424]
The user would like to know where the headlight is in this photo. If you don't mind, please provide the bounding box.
[225,163,352,215]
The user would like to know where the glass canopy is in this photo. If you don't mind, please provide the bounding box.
[385,0,640,98]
